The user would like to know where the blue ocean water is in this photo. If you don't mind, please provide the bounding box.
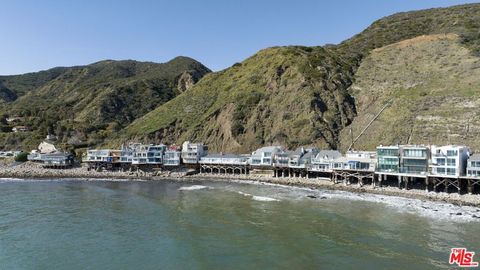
[0,179,478,270]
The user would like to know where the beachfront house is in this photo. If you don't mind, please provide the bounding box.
[200,153,249,165]
[0,151,22,158]
[164,146,181,166]
[377,146,400,173]
[429,145,469,177]
[85,149,114,163]
[131,144,167,165]
[344,151,376,171]
[28,151,74,168]
[40,153,74,167]
[181,141,208,164]
[287,147,319,169]
[249,146,284,167]
[400,145,430,175]
[467,154,480,178]
[119,144,135,163]
[309,150,342,172]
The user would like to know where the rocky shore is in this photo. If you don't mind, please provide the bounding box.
[0,161,188,180]
[1,161,480,208]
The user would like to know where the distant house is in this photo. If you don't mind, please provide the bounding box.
[344,151,376,171]
[0,151,22,158]
[249,146,284,167]
[200,153,249,165]
[328,151,376,172]
[28,152,73,167]
[310,150,342,172]
[12,126,29,132]
[287,147,319,169]
[131,144,167,165]
[430,145,470,177]
[466,154,480,178]
[164,145,182,166]
[376,145,400,173]
[181,141,208,164]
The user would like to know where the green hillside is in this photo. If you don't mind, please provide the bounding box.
[121,3,480,152]
[0,57,210,151]
[339,33,480,150]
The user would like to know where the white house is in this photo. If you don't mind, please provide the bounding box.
[287,147,319,169]
[85,149,114,163]
[131,144,166,165]
[163,145,181,166]
[429,145,469,177]
[341,151,376,171]
[200,153,249,165]
[310,150,342,172]
[467,154,480,177]
[249,146,284,167]
[181,141,208,164]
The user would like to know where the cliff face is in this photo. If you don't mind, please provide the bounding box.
[121,4,480,152]
[121,47,357,153]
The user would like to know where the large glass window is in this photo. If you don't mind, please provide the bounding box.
[447,150,458,156]
[377,148,399,157]
[436,158,446,165]
[447,158,456,166]
[447,168,456,175]
[437,168,445,174]
[403,149,426,157]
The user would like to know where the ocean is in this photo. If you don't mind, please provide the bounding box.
[0,178,479,269]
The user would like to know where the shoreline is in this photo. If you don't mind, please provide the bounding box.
[1,162,480,208]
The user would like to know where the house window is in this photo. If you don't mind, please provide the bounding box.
[436,158,446,165]
[437,168,445,174]
[447,158,456,166]
[404,149,426,157]
[447,150,458,156]
[447,168,456,175]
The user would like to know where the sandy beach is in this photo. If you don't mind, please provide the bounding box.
[1,161,480,208]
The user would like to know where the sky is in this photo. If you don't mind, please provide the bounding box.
[0,0,479,75]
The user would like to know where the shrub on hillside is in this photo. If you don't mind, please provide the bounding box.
[14,152,28,162]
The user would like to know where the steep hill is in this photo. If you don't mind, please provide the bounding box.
[122,3,480,152]
[0,57,210,150]
[339,33,480,150]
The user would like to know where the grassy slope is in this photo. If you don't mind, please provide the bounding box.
[122,3,480,152]
[339,34,480,150]
[121,47,356,152]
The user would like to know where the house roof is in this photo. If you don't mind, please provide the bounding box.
[315,150,342,159]
[469,154,480,161]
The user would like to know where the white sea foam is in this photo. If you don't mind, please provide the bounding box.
[292,189,480,222]
[0,177,25,182]
[236,191,279,202]
[225,180,480,222]
[178,185,210,191]
[252,196,280,202]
